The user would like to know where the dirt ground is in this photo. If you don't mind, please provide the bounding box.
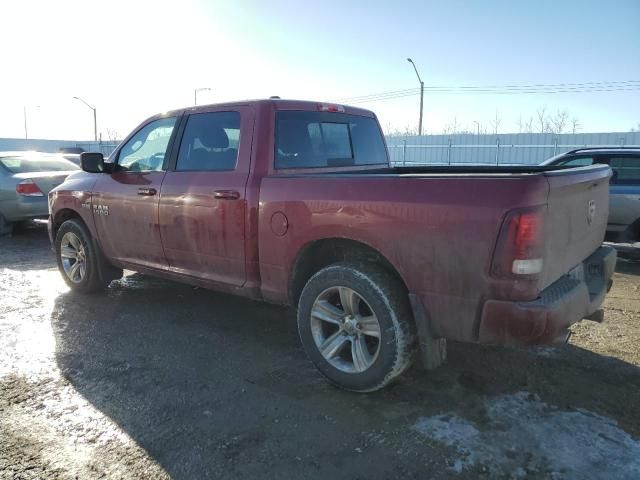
[1,223,639,479]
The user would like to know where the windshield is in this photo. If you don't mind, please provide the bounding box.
[0,156,80,174]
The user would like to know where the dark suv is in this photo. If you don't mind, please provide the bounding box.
[543,148,640,243]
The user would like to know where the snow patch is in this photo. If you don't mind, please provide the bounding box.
[533,345,560,358]
[413,392,640,479]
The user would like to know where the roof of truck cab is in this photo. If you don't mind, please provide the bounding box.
[162,99,376,118]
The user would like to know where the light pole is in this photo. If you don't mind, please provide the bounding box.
[23,105,41,140]
[407,58,424,136]
[194,87,211,105]
[73,96,97,141]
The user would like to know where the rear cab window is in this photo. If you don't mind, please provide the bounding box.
[275,111,387,169]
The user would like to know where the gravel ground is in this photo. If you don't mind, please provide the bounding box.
[1,223,639,479]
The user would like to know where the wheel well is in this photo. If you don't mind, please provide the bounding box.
[51,208,84,239]
[289,238,408,305]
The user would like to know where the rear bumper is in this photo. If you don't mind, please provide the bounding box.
[478,245,617,345]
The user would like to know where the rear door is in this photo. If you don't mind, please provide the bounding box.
[607,155,640,229]
[158,106,254,286]
[93,116,179,269]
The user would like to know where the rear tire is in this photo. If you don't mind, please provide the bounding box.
[55,218,122,293]
[297,262,415,392]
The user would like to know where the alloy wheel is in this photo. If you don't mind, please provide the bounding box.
[310,286,382,373]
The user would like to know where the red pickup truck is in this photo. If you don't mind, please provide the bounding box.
[49,99,616,392]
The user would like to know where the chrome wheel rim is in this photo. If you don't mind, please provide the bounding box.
[310,286,382,373]
[60,232,87,283]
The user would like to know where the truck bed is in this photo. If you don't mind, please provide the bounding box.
[259,164,612,342]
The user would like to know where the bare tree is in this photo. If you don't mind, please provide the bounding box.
[536,106,548,133]
[515,115,535,134]
[631,122,640,133]
[571,117,581,134]
[106,128,120,143]
[441,117,456,135]
[402,125,418,136]
[490,110,502,135]
[550,110,569,134]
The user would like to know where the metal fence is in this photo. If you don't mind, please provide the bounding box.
[3,131,640,166]
[385,132,640,166]
[75,142,119,156]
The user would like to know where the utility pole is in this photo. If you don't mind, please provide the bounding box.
[407,58,424,136]
[23,105,40,140]
[73,96,97,141]
[194,87,212,105]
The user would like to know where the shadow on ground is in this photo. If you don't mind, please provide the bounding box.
[4,224,639,478]
[51,270,640,479]
[0,221,53,271]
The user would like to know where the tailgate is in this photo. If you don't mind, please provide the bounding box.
[542,164,611,288]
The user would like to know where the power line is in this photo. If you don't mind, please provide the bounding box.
[426,80,640,90]
[337,80,640,99]
[335,80,640,104]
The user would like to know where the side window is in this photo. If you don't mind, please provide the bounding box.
[558,156,594,167]
[610,157,640,185]
[176,112,241,171]
[117,117,177,171]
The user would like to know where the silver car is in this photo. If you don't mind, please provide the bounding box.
[0,152,79,235]
[542,147,640,243]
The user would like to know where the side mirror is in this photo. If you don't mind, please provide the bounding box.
[80,152,105,173]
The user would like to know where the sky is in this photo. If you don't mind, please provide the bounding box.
[1,0,639,140]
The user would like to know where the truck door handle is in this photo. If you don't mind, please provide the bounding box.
[213,190,240,200]
[137,187,157,196]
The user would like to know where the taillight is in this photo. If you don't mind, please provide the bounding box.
[16,179,44,197]
[318,103,345,113]
[491,206,545,277]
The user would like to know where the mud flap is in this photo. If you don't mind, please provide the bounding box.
[90,234,121,283]
[408,293,447,370]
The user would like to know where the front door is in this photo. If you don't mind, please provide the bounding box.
[93,116,178,269]
[159,107,253,286]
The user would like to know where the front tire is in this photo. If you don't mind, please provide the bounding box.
[297,262,415,392]
[55,218,121,293]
